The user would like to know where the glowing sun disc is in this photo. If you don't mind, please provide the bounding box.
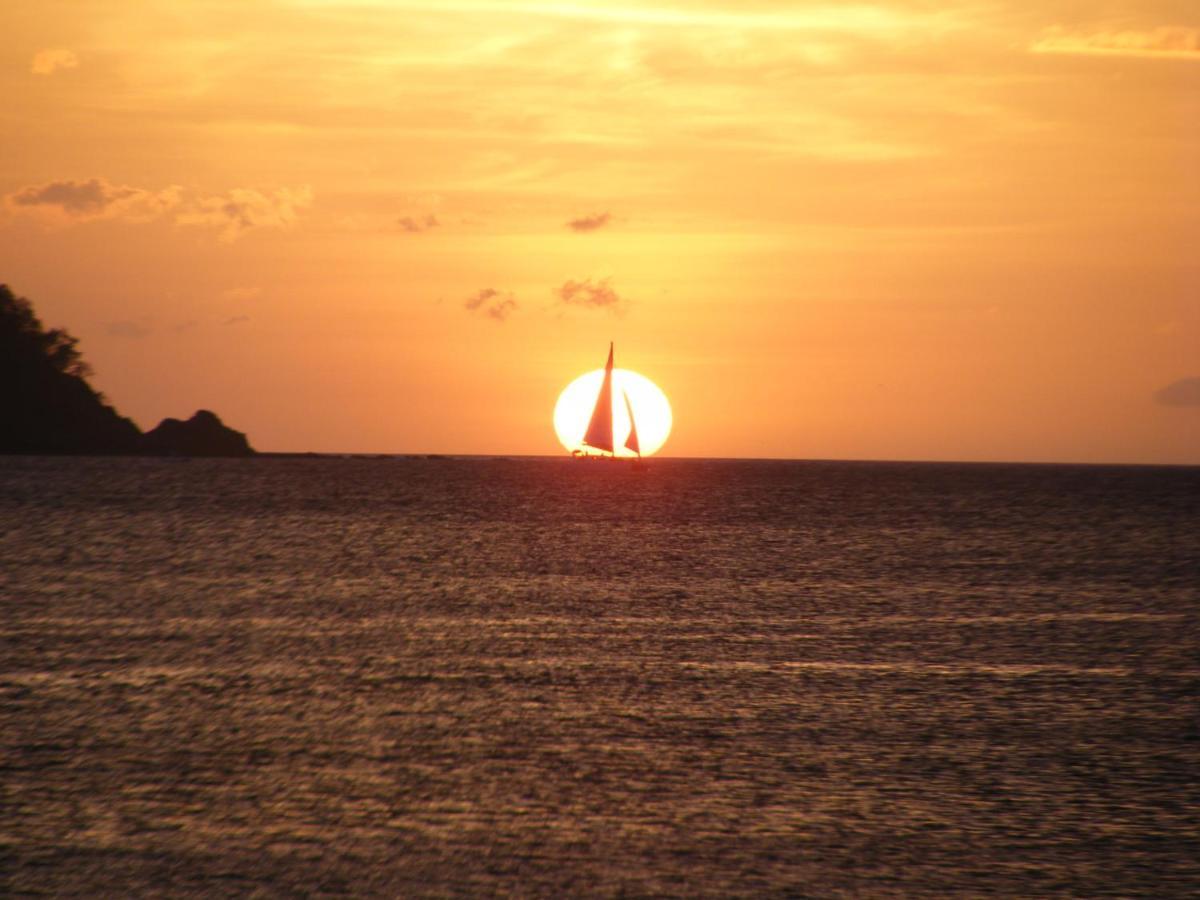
[554,368,672,457]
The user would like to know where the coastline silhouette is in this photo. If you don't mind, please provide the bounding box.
[1,283,253,456]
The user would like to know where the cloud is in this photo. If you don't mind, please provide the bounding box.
[223,315,251,326]
[398,214,439,233]
[566,212,611,232]
[555,277,624,310]
[1155,377,1200,408]
[5,178,311,240]
[464,288,518,322]
[219,286,262,303]
[31,48,78,75]
[1030,26,1200,60]
[176,185,313,242]
[106,320,152,339]
[9,178,147,216]
[464,288,499,311]
[337,1,939,34]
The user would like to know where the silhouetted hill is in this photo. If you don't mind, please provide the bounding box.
[142,410,253,457]
[1,284,142,454]
[1,283,254,456]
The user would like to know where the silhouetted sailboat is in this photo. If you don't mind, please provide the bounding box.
[579,343,644,464]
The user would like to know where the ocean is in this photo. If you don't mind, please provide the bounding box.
[2,456,1198,896]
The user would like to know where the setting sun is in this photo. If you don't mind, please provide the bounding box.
[554,368,672,457]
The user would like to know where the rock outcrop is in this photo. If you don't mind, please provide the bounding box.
[141,410,254,457]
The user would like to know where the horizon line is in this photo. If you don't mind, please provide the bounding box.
[247,451,1200,469]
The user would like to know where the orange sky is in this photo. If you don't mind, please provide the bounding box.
[3,1,1198,462]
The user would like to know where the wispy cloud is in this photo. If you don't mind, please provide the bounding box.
[176,186,313,241]
[465,287,518,322]
[555,277,624,310]
[30,48,78,75]
[8,178,174,218]
[1155,377,1200,407]
[1030,26,1200,60]
[5,177,312,240]
[223,315,252,326]
[284,1,943,35]
[219,286,262,303]
[17,180,107,214]
[566,212,611,232]
[106,320,152,339]
[398,213,439,233]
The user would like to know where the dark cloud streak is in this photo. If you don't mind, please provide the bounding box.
[556,277,623,310]
[11,179,137,216]
[398,214,439,233]
[566,212,611,232]
[106,320,152,339]
[465,288,517,322]
[1155,377,1200,408]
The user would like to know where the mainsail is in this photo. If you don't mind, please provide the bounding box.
[623,388,641,457]
[582,342,615,453]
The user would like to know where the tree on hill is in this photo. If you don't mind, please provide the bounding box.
[1,283,142,454]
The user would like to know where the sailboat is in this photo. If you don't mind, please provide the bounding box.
[579,342,644,464]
